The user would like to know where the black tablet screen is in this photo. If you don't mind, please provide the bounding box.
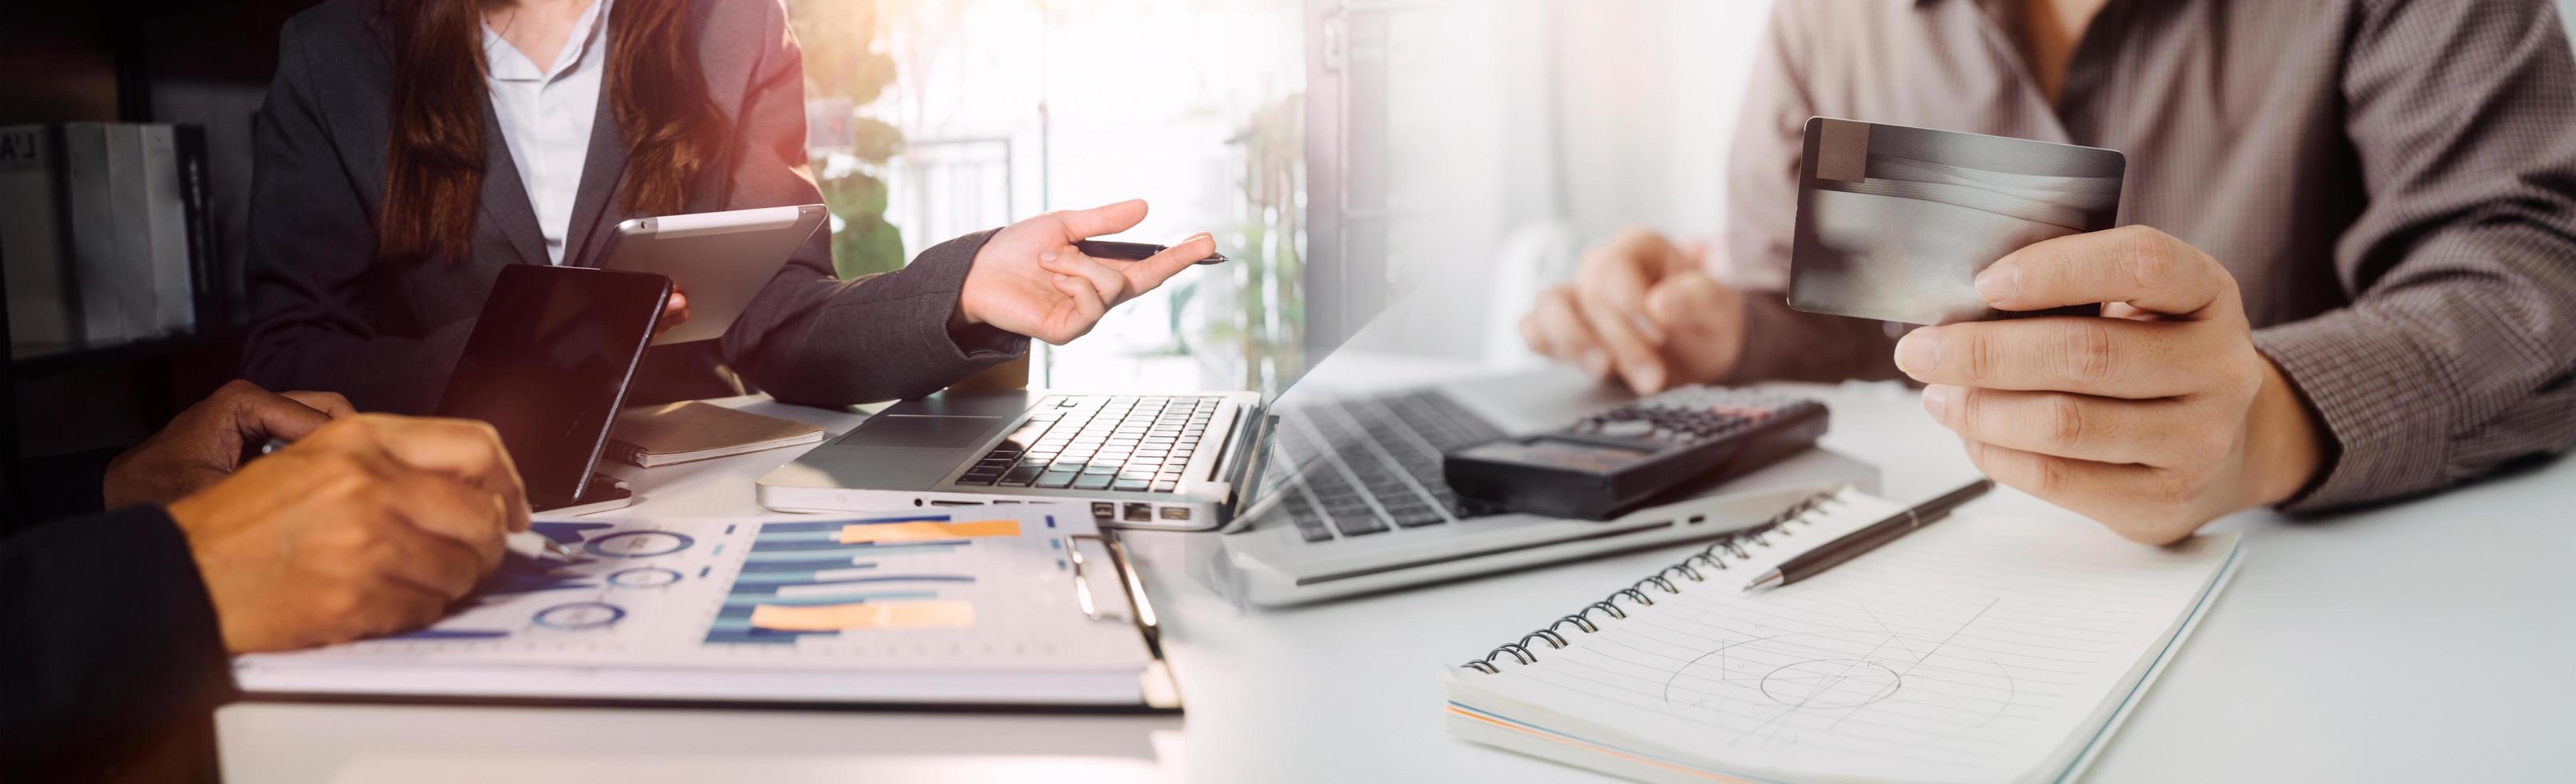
[434,266,666,507]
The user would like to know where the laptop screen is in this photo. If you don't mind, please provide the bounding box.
[434,266,666,507]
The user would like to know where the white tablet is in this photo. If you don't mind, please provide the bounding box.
[602,204,830,345]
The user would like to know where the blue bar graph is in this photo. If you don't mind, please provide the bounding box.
[737,538,970,554]
[730,573,974,586]
[738,558,878,574]
[702,514,978,646]
[758,515,953,534]
[387,628,513,641]
[717,590,940,610]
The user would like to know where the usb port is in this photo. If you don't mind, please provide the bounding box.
[1091,502,1117,519]
[1123,502,1153,522]
[1159,506,1192,521]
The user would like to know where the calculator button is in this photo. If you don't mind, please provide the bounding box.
[1598,419,1653,438]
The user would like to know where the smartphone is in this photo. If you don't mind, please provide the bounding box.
[1074,239,1230,266]
[434,266,670,512]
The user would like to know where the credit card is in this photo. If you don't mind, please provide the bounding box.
[1788,118,2125,325]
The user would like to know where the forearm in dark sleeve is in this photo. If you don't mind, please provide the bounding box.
[738,229,1026,406]
[0,506,233,779]
[2258,0,2576,510]
[1716,2,1899,384]
[1724,294,1904,384]
[1,449,118,535]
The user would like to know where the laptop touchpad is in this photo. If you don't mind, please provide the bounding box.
[841,415,1004,449]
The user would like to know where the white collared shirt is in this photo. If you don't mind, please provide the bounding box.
[482,0,611,265]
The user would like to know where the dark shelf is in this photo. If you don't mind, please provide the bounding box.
[12,333,226,378]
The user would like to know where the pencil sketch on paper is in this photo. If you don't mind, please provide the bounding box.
[1658,598,2018,750]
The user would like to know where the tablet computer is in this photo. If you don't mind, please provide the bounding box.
[601,204,829,345]
[435,265,669,514]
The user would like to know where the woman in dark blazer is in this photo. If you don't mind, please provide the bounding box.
[242,0,1213,413]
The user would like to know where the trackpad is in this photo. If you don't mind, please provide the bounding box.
[841,415,1004,449]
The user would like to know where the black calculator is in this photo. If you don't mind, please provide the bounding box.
[1441,387,1829,520]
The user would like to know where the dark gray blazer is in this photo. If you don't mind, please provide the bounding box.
[242,0,1025,414]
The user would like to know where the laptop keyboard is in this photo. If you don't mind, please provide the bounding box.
[954,395,1225,493]
[1260,390,1506,543]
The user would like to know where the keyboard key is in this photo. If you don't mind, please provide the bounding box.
[1036,470,1079,489]
[1074,474,1114,490]
[1387,504,1447,527]
[1114,479,1149,491]
[1082,464,1120,475]
[1329,509,1389,536]
[999,466,1043,486]
[1151,481,1178,492]
[955,473,998,486]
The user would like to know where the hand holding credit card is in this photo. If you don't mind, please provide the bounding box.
[1788,118,2126,325]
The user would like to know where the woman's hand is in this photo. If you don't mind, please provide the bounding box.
[653,290,690,338]
[954,199,1216,345]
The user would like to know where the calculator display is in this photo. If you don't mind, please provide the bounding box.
[1455,438,1652,474]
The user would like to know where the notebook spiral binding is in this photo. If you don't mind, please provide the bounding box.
[1458,487,1854,674]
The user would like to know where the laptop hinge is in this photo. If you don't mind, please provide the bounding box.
[1214,408,1278,528]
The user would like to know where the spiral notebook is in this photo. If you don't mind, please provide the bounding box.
[1441,486,2241,784]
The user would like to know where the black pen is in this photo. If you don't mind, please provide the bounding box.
[1074,239,1230,266]
[1743,478,1995,592]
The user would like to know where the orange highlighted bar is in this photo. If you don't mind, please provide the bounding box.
[838,519,1020,544]
[748,600,976,632]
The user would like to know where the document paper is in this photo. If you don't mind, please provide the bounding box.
[234,503,1162,706]
[1443,490,2240,783]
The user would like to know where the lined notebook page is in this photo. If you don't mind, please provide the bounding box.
[1457,492,2239,783]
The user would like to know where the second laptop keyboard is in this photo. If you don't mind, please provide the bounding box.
[1260,390,1508,542]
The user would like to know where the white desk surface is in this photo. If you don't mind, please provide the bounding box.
[218,356,2576,783]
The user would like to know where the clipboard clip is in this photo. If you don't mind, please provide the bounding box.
[1068,532,1164,658]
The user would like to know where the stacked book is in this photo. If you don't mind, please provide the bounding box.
[0,122,218,359]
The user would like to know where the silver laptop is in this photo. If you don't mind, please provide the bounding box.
[758,390,1272,531]
[1189,370,1878,606]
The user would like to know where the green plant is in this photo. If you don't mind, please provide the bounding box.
[1174,92,1305,394]
[788,0,908,279]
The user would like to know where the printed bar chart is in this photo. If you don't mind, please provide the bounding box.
[703,514,986,646]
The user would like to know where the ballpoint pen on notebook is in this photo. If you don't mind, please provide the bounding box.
[1743,478,1995,591]
[258,437,578,560]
